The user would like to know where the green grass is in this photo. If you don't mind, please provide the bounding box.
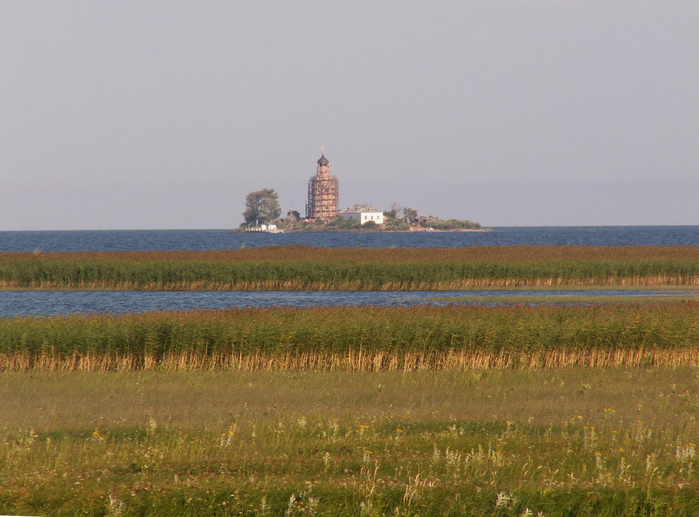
[2,368,699,516]
[3,246,699,290]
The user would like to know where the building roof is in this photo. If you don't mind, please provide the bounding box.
[339,204,382,214]
[317,154,329,166]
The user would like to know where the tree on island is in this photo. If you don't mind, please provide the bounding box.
[243,189,282,225]
[402,207,418,220]
[383,202,402,219]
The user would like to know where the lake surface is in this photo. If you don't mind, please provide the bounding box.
[0,289,693,318]
[2,226,699,253]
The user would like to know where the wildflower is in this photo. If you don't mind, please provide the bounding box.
[107,495,124,517]
[356,424,370,439]
[676,443,696,463]
[432,444,440,463]
[362,448,373,466]
[495,492,512,508]
[619,457,627,477]
[595,452,604,471]
[147,416,158,435]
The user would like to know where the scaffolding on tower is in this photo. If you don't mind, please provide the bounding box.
[305,147,339,220]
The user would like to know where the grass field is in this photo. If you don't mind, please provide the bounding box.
[2,368,699,516]
[2,245,699,290]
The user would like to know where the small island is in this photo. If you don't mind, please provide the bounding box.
[238,149,482,233]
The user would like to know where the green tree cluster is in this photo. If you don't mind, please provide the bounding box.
[243,189,281,225]
[429,219,481,230]
[403,207,418,220]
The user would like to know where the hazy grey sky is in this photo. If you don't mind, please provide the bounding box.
[1,1,697,230]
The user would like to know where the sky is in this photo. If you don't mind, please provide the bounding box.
[1,1,697,230]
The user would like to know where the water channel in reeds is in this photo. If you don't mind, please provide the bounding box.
[1,288,698,317]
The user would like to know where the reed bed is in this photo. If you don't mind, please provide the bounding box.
[5,348,699,373]
[3,302,699,371]
[3,245,699,289]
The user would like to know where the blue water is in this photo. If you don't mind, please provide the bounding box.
[0,290,692,318]
[2,226,699,253]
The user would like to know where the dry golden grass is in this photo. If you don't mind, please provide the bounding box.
[0,368,691,431]
[4,347,699,372]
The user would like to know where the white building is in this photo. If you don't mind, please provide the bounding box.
[245,223,284,233]
[339,204,384,225]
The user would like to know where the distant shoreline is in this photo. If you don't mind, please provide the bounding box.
[381,228,492,233]
[236,228,491,234]
[269,227,491,234]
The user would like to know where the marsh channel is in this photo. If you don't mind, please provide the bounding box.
[1,288,698,317]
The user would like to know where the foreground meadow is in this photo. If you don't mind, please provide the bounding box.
[2,246,699,289]
[2,369,699,516]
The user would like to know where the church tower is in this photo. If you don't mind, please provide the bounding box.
[306,147,339,220]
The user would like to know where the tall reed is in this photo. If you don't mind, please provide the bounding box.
[2,246,699,289]
[2,302,699,371]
